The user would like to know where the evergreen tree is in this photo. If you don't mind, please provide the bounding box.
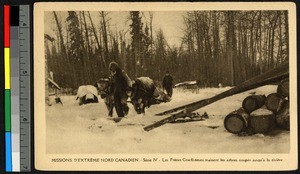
[129,11,144,77]
[66,11,85,86]
[154,29,167,80]
[142,23,151,76]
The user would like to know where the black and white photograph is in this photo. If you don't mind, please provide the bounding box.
[34,2,297,171]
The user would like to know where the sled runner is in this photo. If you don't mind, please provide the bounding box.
[170,112,208,123]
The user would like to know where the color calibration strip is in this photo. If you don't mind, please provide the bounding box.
[4,5,31,172]
[4,4,12,172]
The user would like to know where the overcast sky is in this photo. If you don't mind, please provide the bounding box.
[44,11,186,47]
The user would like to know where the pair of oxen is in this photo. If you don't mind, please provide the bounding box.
[95,77,171,116]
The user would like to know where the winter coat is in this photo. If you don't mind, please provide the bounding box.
[111,66,132,96]
[162,74,173,89]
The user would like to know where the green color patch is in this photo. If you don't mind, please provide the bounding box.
[5,90,11,132]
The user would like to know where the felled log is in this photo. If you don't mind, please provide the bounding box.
[275,100,290,130]
[145,63,289,131]
[155,63,289,116]
[224,108,250,134]
[265,93,285,113]
[277,79,289,98]
[242,95,266,114]
[249,109,276,134]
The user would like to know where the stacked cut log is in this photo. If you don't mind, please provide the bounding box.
[224,108,250,134]
[224,79,289,135]
[242,95,266,114]
[249,109,276,134]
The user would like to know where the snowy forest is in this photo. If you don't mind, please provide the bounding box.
[44,11,289,89]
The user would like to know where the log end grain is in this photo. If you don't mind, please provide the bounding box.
[242,95,266,114]
[250,109,276,134]
[265,93,284,113]
[224,108,249,134]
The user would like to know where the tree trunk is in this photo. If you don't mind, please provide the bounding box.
[53,11,75,88]
[100,12,110,63]
[82,11,92,84]
[242,95,266,114]
[284,11,289,61]
[270,14,279,68]
[265,93,285,113]
[87,11,107,68]
[250,109,276,134]
[224,107,250,134]
[276,12,282,66]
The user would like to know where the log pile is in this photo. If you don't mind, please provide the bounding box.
[224,79,289,135]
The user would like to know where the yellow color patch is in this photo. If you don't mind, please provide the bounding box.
[4,48,10,89]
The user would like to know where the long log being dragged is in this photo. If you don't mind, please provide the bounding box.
[155,63,289,116]
[242,95,266,114]
[277,79,289,97]
[265,93,285,113]
[145,63,289,131]
[249,109,276,134]
[224,108,250,134]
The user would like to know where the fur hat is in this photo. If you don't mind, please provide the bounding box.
[109,62,119,71]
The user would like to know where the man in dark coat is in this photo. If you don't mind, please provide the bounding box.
[162,71,174,97]
[109,62,132,117]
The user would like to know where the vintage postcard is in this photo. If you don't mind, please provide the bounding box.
[34,2,297,171]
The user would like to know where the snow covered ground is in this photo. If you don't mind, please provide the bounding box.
[46,85,289,154]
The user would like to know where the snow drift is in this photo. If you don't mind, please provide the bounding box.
[76,85,99,105]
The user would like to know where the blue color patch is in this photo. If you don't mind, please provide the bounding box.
[5,132,12,171]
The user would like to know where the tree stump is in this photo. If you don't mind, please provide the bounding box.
[224,108,250,134]
[249,109,276,134]
[277,79,289,98]
[275,100,290,130]
[265,93,285,113]
[242,95,266,114]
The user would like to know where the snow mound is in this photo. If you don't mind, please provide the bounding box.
[76,85,98,98]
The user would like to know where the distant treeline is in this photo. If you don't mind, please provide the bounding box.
[45,11,289,89]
